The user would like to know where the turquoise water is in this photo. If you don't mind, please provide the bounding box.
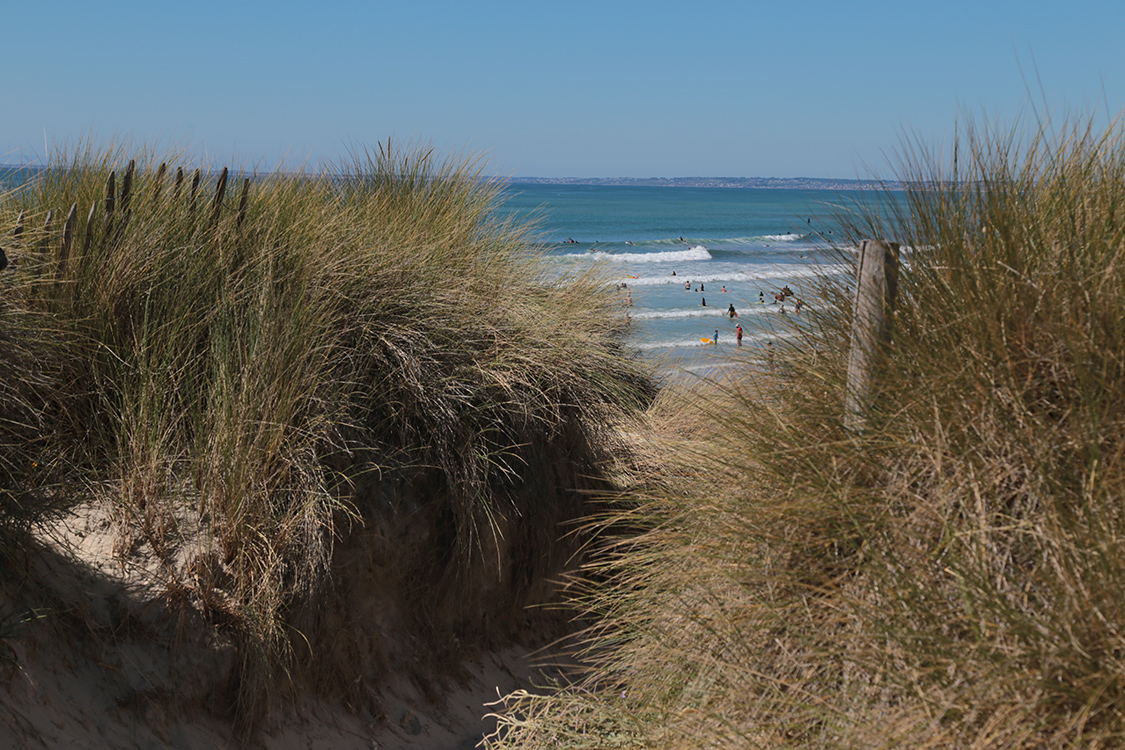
[496,183,888,374]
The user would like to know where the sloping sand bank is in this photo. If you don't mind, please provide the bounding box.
[0,503,573,749]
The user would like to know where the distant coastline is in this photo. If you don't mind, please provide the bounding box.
[504,176,899,190]
[1,164,896,191]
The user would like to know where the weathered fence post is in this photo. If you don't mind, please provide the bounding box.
[172,166,185,199]
[82,202,96,257]
[189,169,201,210]
[103,171,117,237]
[152,162,167,202]
[209,167,228,228]
[39,210,53,254]
[59,202,77,278]
[845,239,900,431]
[120,159,135,214]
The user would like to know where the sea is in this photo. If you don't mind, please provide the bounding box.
[494,182,889,377]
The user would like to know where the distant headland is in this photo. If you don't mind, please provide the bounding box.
[1,165,896,191]
[504,176,899,190]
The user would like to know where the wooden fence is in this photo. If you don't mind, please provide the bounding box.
[0,160,251,278]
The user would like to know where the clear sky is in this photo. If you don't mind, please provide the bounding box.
[3,1,1123,179]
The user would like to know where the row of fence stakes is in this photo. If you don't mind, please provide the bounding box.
[0,162,252,279]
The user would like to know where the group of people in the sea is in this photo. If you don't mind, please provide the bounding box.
[618,272,804,348]
[763,285,802,313]
[566,238,641,246]
[701,283,804,346]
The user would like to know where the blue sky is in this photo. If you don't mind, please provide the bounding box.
[3,1,1123,178]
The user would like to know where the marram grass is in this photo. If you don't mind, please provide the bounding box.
[490,112,1125,749]
[0,141,654,730]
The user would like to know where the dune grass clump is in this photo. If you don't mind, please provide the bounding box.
[0,281,71,563]
[0,142,653,727]
[491,112,1125,749]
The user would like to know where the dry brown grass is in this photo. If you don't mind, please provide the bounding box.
[0,141,655,732]
[491,111,1125,749]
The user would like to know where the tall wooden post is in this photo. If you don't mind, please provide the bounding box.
[845,239,899,431]
[189,169,201,210]
[103,171,117,238]
[120,159,135,214]
[172,166,184,199]
[152,162,167,202]
[59,202,77,278]
[39,210,53,254]
[209,167,228,228]
[82,202,96,257]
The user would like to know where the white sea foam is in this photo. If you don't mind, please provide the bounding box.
[560,246,712,263]
[617,263,848,286]
[631,308,734,320]
[606,246,713,263]
[633,338,722,350]
[631,305,776,320]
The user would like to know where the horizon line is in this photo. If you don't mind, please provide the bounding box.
[0,164,897,188]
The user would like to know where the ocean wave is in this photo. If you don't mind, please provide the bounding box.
[642,234,807,246]
[554,234,813,250]
[633,338,724,350]
[631,308,735,320]
[562,245,713,263]
[706,245,818,261]
[617,263,849,286]
[631,305,777,320]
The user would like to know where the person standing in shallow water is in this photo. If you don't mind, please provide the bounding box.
[736,324,743,346]
[713,329,719,345]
